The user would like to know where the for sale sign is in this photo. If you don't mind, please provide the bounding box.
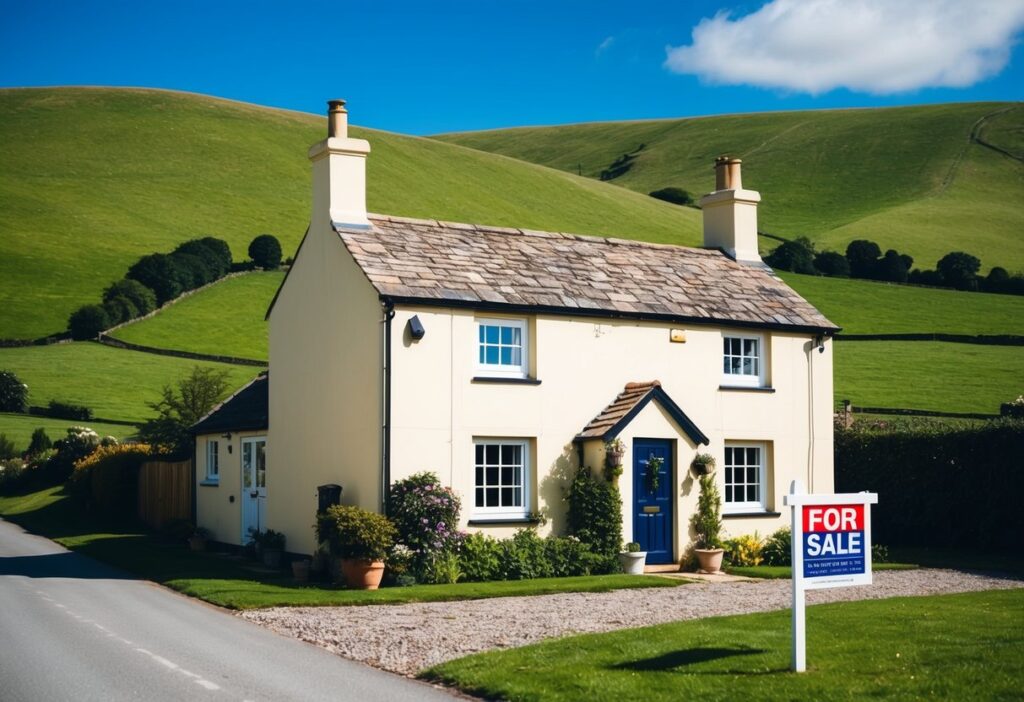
[783,481,878,671]
[802,504,867,582]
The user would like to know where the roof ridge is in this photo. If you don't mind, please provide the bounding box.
[366,213,724,258]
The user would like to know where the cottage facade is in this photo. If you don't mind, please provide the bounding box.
[200,101,839,559]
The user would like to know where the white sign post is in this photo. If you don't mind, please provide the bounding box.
[783,480,878,672]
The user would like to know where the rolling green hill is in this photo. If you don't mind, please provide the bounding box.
[0,87,700,340]
[435,103,1024,274]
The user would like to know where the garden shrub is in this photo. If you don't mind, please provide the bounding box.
[0,457,26,487]
[459,532,502,582]
[71,442,150,516]
[498,529,552,580]
[428,551,463,584]
[170,252,215,289]
[723,532,764,567]
[566,466,622,573]
[103,279,157,317]
[762,527,792,566]
[835,419,1024,550]
[0,370,28,413]
[387,472,462,580]
[543,535,598,577]
[102,295,140,326]
[45,400,93,421]
[68,304,111,340]
[45,426,102,482]
[248,234,282,270]
[173,237,232,278]
[26,427,52,456]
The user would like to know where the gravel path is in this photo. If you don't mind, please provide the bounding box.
[241,569,1022,676]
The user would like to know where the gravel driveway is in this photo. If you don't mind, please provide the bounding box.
[241,569,1022,675]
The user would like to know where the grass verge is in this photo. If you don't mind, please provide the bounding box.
[423,589,1024,701]
[0,483,680,609]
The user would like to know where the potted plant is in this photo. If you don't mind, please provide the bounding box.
[618,541,647,575]
[692,474,725,574]
[605,438,626,469]
[691,452,716,476]
[321,505,397,590]
[188,527,211,552]
[259,529,286,569]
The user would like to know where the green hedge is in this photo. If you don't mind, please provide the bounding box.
[835,420,1024,549]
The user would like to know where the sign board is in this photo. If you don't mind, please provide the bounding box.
[783,480,878,671]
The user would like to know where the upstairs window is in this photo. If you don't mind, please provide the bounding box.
[722,333,765,387]
[476,318,528,378]
[206,440,219,482]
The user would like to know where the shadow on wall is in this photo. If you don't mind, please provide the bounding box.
[537,443,578,534]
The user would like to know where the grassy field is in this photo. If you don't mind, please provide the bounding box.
[0,87,700,339]
[424,589,1024,701]
[833,341,1024,413]
[779,273,1024,335]
[437,103,1024,273]
[110,271,282,361]
[0,484,680,610]
[0,342,260,422]
[0,413,137,452]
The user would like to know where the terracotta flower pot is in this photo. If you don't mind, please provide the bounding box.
[695,548,725,574]
[341,558,386,590]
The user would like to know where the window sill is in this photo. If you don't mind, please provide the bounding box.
[468,517,540,526]
[199,480,220,487]
[723,510,781,519]
[472,376,542,385]
[719,385,775,393]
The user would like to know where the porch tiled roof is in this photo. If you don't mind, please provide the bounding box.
[336,215,838,332]
[576,381,709,446]
[190,373,268,435]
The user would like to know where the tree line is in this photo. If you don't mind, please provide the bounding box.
[764,237,1024,295]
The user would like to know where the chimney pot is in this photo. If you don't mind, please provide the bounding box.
[714,155,730,190]
[726,158,742,190]
[327,99,348,138]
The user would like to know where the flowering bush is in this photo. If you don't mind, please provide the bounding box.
[723,532,765,567]
[69,442,152,515]
[387,472,463,580]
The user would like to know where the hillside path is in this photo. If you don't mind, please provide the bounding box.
[242,568,1021,675]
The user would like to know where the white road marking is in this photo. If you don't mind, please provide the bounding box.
[195,679,220,691]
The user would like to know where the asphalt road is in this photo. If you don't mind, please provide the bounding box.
[0,519,459,701]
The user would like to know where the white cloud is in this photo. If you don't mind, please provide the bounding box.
[596,36,615,56]
[664,0,1024,94]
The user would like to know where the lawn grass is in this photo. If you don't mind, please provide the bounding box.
[0,484,681,610]
[779,272,1024,336]
[0,413,137,453]
[0,342,261,422]
[726,563,918,580]
[833,341,1024,414]
[110,271,282,361]
[437,102,1024,272]
[423,589,1024,701]
[0,87,700,339]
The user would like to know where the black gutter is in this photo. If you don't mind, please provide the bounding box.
[382,296,840,337]
[382,299,396,514]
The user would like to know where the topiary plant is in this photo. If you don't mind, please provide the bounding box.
[248,234,283,270]
[692,473,723,549]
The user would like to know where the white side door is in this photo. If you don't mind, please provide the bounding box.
[241,437,267,542]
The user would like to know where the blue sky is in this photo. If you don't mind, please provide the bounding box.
[2,0,1023,135]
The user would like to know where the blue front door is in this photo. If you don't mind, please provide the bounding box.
[633,439,673,565]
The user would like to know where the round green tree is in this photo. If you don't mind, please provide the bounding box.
[248,234,282,270]
[0,370,28,413]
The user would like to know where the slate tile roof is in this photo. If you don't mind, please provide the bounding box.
[578,381,663,440]
[336,215,838,332]
[191,373,268,435]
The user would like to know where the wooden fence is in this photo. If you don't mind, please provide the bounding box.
[137,459,192,530]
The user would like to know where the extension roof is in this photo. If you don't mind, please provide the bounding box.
[190,373,268,435]
[332,215,838,334]
[576,380,709,446]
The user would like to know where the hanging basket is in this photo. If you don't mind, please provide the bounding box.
[606,448,625,468]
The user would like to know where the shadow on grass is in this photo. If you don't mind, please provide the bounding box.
[612,647,781,674]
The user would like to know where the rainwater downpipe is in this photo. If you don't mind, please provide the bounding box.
[382,299,395,514]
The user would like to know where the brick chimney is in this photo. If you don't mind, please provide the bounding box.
[699,156,761,264]
[308,99,370,229]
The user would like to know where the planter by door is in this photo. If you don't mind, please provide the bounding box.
[241,436,267,543]
[633,439,673,565]
[340,558,386,590]
[618,551,647,575]
[695,548,725,574]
